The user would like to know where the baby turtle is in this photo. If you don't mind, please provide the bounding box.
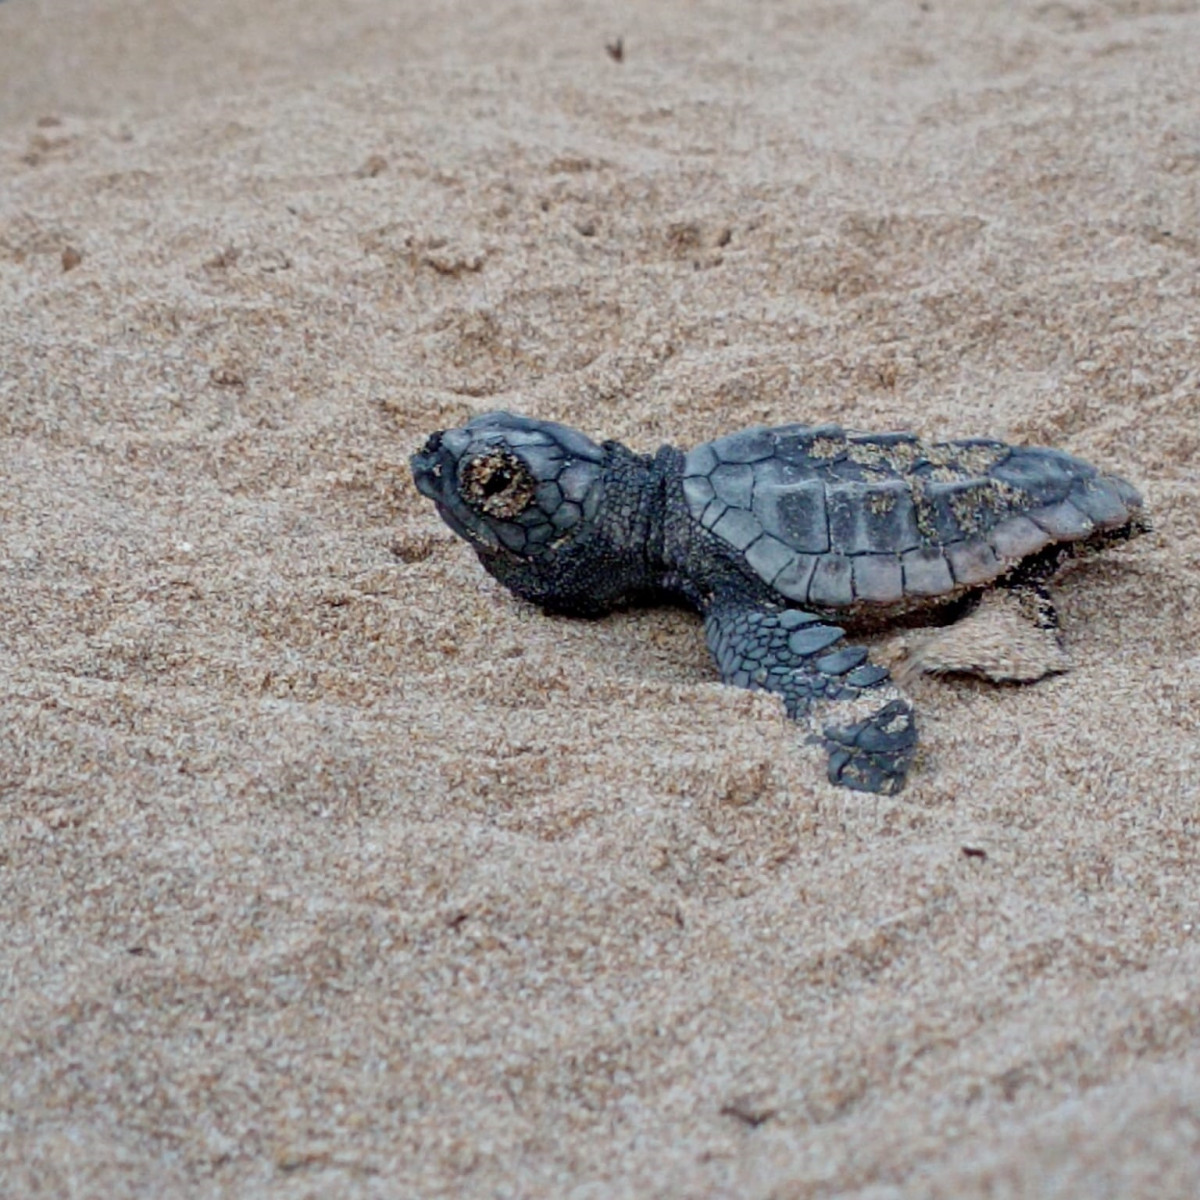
[411,413,1145,794]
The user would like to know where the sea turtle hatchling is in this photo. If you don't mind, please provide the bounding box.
[410,412,1146,794]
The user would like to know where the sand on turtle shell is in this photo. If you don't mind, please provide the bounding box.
[2,1,1199,1196]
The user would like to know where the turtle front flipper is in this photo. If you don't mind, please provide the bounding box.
[821,697,918,794]
[703,596,918,794]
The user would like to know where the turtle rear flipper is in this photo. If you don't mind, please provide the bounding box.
[902,584,1068,683]
[704,596,917,794]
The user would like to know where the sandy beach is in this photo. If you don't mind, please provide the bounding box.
[2,1,1199,1195]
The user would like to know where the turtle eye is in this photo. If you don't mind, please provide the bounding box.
[460,449,536,518]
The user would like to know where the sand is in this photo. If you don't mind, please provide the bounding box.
[2,0,1199,1195]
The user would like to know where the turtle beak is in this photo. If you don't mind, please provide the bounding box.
[410,432,446,501]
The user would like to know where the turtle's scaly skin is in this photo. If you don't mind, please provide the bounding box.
[410,412,1145,793]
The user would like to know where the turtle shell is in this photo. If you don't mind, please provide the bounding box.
[680,423,1142,609]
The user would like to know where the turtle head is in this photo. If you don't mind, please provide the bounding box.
[411,411,630,614]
